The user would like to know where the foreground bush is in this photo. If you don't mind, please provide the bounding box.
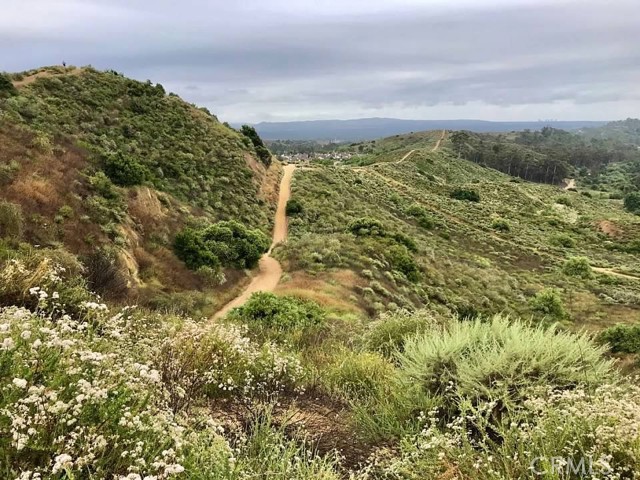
[397,316,611,416]
[372,382,640,479]
[529,288,567,320]
[562,256,594,279]
[363,309,443,358]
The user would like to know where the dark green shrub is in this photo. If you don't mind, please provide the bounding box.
[103,153,147,186]
[83,249,129,299]
[623,192,640,214]
[240,125,272,166]
[529,288,567,320]
[386,245,419,281]
[556,196,573,206]
[549,233,576,248]
[391,232,417,252]
[562,256,594,279]
[348,217,386,236]
[599,324,640,354]
[174,221,270,271]
[490,218,510,232]
[405,204,433,229]
[285,199,303,216]
[449,188,480,202]
[0,73,17,98]
[228,292,326,346]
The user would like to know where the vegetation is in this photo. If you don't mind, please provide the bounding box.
[449,187,480,202]
[174,221,270,271]
[624,191,640,214]
[599,323,640,354]
[240,125,272,166]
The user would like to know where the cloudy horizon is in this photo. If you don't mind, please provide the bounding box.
[2,0,638,123]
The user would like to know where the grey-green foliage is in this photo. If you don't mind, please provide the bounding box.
[398,316,612,414]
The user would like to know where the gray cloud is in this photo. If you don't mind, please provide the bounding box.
[2,0,639,122]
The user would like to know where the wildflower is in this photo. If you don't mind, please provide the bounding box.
[12,378,28,389]
[21,330,31,340]
[1,337,15,351]
[52,454,73,474]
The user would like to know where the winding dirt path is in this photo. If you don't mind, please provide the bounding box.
[213,164,296,319]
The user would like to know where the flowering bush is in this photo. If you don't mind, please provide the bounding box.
[0,306,185,479]
[159,321,304,412]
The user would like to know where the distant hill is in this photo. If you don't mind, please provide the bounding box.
[249,117,608,141]
[580,118,640,145]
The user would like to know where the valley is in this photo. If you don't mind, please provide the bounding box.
[1,66,640,479]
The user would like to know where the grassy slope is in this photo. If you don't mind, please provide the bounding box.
[277,131,640,329]
[0,66,276,314]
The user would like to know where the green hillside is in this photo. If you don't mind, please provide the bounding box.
[0,66,275,314]
[2,70,640,478]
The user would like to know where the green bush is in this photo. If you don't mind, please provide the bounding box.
[386,244,420,281]
[529,288,567,320]
[285,198,303,216]
[562,256,594,279]
[490,218,510,232]
[323,350,395,401]
[174,221,270,271]
[0,201,23,239]
[348,217,386,236]
[102,153,148,186]
[623,191,640,214]
[398,316,612,416]
[449,188,480,202]
[405,204,434,229]
[363,309,442,358]
[549,232,576,248]
[240,125,272,166]
[555,196,573,206]
[0,73,17,98]
[227,292,325,343]
[599,323,640,353]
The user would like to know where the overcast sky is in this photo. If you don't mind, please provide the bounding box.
[2,0,639,123]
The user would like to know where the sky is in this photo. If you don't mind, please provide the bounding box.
[2,0,639,123]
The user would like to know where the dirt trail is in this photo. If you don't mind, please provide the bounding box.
[394,149,416,164]
[592,267,640,281]
[432,129,446,151]
[13,67,84,88]
[563,178,576,190]
[213,164,296,319]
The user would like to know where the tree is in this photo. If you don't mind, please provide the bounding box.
[623,192,640,214]
[103,153,147,186]
[240,125,272,166]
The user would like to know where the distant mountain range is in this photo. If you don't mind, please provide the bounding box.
[246,118,609,141]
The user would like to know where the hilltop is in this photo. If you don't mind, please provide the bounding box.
[0,66,277,313]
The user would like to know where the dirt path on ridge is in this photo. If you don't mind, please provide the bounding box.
[213,164,296,319]
[432,129,446,151]
[12,67,85,88]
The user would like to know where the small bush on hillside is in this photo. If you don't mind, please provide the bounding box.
[624,191,640,214]
[549,232,576,248]
[449,188,480,202]
[174,221,270,271]
[102,153,148,186]
[405,204,434,229]
[386,245,420,282]
[555,196,573,206]
[363,309,443,358]
[323,350,395,401]
[398,316,611,417]
[227,292,326,345]
[83,249,129,299]
[562,256,594,279]
[490,218,510,232]
[0,201,24,239]
[285,199,303,216]
[0,73,17,98]
[599,323,640,354]
[348,217,386,236]
[391,232,417,252]
[529,288,567,320]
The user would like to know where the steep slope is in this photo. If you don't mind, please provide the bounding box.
[0,66,275,313]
